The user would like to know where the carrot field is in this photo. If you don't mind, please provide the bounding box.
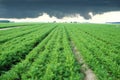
[0,23,119,80]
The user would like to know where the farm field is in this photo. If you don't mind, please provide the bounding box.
[0,23,33,28]
[0,23,120,80]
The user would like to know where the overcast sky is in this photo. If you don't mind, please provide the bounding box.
[0,0,120,23]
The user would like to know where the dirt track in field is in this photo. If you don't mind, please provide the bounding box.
[0,27,20,30]
[70,41,97,80]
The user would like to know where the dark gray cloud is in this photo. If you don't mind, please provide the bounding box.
[0,0,120,19]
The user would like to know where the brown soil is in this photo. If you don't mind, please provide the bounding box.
[71,41,97,80]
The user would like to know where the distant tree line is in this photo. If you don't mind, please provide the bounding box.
[0,20,10,23]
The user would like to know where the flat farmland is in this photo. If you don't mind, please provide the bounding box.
[0,23,119,80]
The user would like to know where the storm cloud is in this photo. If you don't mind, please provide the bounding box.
[0,0,120,19]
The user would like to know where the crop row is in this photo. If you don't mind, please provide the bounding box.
[20,26,84,80]
[0,24,56,75]
[65,24,120,80]
[74,24,120,47]
[0,25,57,79]
[0,24,45,43]
[0,25,84,80]
[0,23,31,28]
[0,23,119,80]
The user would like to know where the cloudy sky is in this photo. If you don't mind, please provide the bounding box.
[0,0,120,23]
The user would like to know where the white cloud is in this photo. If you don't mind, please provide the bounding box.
[0,11,120,23]
[88,11,120,23]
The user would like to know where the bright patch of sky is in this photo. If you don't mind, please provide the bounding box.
[0,11,120,23]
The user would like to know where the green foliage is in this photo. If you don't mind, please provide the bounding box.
[66,23,120,80]
[0,23,119,80]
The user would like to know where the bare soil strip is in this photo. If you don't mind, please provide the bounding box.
[0,27,20,30]
[70,41,97,80]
